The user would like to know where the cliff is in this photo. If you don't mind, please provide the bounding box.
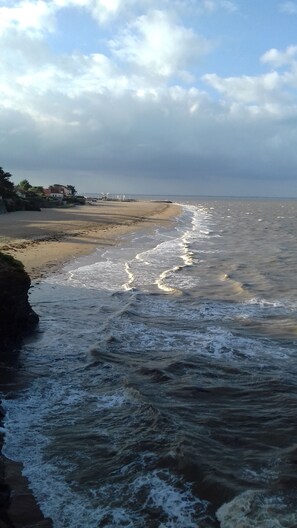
[0,252,39,354]
[0,253,53,527]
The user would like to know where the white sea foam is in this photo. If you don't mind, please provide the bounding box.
[100,294,295,364]
[68,260,128,290]
[95,393,127,409]
[241,464,279,485]
[2,381,133,527]
[149,204,213,292]
[3,382,205,528]
[3,199,297,528]
[131,470,207,528]
[217,490,297,528]
[123,262,135,290]
[45,202,214,295]
[155,266,181,293]
[247,297,297,310]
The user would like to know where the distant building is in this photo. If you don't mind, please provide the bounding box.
[43,184,73,199]
[54,184,73,196]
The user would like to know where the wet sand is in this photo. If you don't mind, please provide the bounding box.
[0,201,180,279]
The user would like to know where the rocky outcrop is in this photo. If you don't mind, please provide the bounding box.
[0,254,52,527]
[1,457,53,527]
[0,252,39,355]
[0,410,53,528]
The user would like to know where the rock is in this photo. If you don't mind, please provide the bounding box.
[0,255,51,527]
[0,481,10,509]
[0,252,39,355]
[3,459,53,528]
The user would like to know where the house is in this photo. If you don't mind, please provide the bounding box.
[43,184,73,199]
[53,184,73,196]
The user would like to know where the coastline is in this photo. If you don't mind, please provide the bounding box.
[0,201,180,279]
[0,200,181,527]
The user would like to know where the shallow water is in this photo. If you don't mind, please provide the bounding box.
[2,198,297,527]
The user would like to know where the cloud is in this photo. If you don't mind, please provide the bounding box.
[0,0,125,36]
[3,81,297,196]
[202,71,285,109]
[202,0,237,13]
[279,1,297,14]
[109,10,212,78]
[261,46,297,67]
[0,0,238,40]
[203,45,297,116]
[52,0,238,25]
[0,1,296,196]
[2,80,297,196]
[52,0,124,23]
[0,0,56,37]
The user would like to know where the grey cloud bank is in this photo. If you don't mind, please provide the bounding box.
[1,0,297,197]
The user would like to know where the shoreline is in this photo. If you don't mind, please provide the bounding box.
[0,201,181,279]
[0,200,181,527]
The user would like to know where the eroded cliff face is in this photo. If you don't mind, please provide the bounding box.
[0,252,39,354]
[0,254,52,527]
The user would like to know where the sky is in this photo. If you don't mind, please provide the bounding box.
[1,0,297,196]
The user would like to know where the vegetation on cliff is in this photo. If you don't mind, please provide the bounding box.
[0,168,15,199]
[0,166,84,213]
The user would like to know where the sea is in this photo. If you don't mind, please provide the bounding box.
[1,197,297,528]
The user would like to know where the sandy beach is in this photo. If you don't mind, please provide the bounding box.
[0,201,180,278]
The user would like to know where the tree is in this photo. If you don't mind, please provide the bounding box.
[66,185,77,195]
[29,186,44,195]
[18,179,31,191]
[0,167,15,198]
